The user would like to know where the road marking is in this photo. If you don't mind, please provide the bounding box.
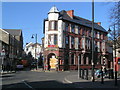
[22,80,35,90]
[64,78,72,83]
[64,77,84,88]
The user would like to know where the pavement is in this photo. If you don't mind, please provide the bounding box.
[64,71,120,89]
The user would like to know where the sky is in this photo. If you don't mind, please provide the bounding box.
[2,2,115,47]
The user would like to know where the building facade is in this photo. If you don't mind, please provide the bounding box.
[24,42,43,60]
[0,29,23,71]
[43,6,109,70]
[3,29,23,59]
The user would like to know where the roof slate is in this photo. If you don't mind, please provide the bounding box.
[58,10,107,33]
[3,29,22,36]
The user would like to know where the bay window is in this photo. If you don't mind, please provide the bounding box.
[49,21,58,30]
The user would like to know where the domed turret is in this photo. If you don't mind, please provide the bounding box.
[48,6,59,21]
[48,6,59,13]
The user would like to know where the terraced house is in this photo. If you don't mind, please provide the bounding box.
[43,6,110,71]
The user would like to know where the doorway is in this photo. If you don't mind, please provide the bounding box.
[47,53,58,70]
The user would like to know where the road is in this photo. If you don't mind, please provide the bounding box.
[1,70,79,89]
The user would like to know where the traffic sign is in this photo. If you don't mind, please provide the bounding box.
[1,49,5,56]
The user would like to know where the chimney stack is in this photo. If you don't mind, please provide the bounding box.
[66,10,74,18]
[97,22,101,26]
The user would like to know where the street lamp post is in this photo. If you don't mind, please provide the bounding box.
[31,34,38,70]
[91,0,95,82]
[108,24,117,86]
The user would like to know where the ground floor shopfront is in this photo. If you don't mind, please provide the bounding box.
[43,47,113,71]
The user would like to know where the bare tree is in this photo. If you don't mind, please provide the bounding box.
[109,1,120,48]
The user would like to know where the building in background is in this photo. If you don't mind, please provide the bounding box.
[4,29,23,59]
[24,42,43,60]
[43,6,109,70]
[0,29,23,71]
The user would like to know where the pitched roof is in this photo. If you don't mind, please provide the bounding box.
[26,42,41,48]
[58,10,107,33]
[31,43,41,47]
[3,29,22,36]
[26,42,34,47]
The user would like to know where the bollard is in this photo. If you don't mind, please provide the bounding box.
[84,69,86,79]
[79,69,81,78]
[111,69,114,79]
[86,69,88,80]
[81,69,83,79]
[101,70,104,84]
[108,69,110,79]
[82,69,84,79]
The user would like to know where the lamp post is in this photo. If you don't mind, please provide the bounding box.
[108,24,117,86]
[91,0,95,82]
[31,34,38,70]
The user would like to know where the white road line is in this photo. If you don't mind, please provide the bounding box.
[64,78,72,83]
[64,78,84,88]
[22,80,35,90]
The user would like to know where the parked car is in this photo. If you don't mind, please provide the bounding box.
[21,60,28,67]
[95,69,106,78]
[95,70,102,78]
[16,64,24,70]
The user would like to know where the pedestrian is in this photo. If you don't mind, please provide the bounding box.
[44,63,48,71]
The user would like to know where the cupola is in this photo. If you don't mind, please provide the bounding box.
[48,6,59,21]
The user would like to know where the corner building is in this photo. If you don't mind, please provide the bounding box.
[43,6,109,71]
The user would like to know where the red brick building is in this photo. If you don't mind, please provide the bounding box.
[43,6,110,71]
